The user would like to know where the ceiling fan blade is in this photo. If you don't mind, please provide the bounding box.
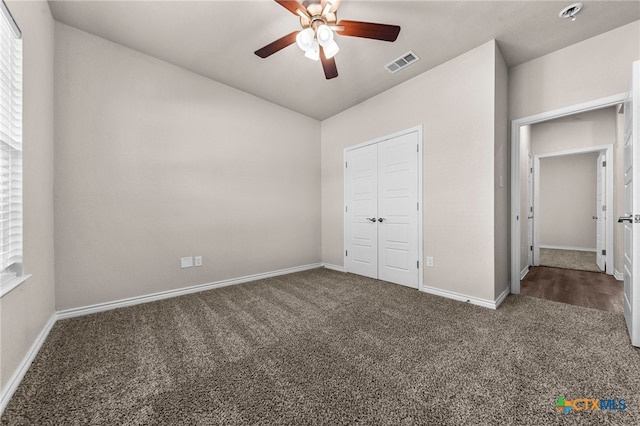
[255,31,299,58]
[336,20,401,42]
[275,0,307,16]
[320,46,338,80]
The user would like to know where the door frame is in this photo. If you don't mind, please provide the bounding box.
[527,153,533,269]
[510,94,626,293]
[531,145,614,274]
[343,125,424,290]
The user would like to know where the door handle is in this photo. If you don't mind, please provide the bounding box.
[378,218,385,223]
[527,216,534,219]
[618,215,633,223]
[366,217,377,222]
[593,216,598,220]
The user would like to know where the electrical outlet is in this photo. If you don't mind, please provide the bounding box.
[426,256,434,267]
[194,256,202,267]
[180,257,193,269]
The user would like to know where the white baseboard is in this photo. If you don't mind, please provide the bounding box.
[420,285,508,310]
[56,263,323,320]
[520,266,530,280]
[614,270,624,281]
[322,263,345,272]
[539,245,596,252]
[0,313,56,415]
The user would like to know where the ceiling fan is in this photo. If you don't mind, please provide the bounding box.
[254,0,401,80]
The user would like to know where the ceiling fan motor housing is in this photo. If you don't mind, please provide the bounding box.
[300,3,337,29]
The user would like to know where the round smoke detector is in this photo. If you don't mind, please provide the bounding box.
[559,3,583,21]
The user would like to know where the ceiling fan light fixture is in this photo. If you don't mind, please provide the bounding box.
[305,40,320,61]
[324,0,341,13]
[296,27,315,51]
[316,24,334,46]
[322,39,340,59]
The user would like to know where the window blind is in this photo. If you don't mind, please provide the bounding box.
[0,0,22,285]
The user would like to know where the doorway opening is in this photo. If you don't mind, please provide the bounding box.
[532,146,614,274]
[510,95,626,312]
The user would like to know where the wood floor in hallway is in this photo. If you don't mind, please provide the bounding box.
[521,266,623,313]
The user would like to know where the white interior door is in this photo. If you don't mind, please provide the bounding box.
[621,61,640,347]
[596,151,606,271]
[377,133,419,288]
[527,154,534,267]
[344,129,421,289]
[345,144,378,279]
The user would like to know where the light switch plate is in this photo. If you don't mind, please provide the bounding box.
[194,256,202,267]
[181,257,193,268]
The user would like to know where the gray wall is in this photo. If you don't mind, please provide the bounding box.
[509,21,640,120]
[321,40,507,302]
[54,23,321,311]
[530,108,617,156]
[539,153,599,250]
[0,1,56,392]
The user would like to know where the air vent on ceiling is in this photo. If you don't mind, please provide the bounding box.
[385,51,420,74]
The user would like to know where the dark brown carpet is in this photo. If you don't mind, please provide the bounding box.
[522,266,623,313]
[2,268,640,425]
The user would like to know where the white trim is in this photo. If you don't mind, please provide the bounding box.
[516,94,626,126]
[56,263,322,320]
[0,313,55,415]
[417,127,424,292]
[534,144,615,159]
[510,93,626,294]
[615,270,624,281]
[420,286,509,310]
[0,274,31,298]
[322,263,345,272]
[0,0,21,39]
[533,157,540,265]
[343,125,424,291]
[539,245,597,252]
[520,266,530,280]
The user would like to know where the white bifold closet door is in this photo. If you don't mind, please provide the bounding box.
[345,131,420,289]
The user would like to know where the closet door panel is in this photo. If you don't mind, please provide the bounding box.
[345,144,378,279]
[377,132,419,288]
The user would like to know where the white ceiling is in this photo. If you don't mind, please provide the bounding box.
[48,0,640,120]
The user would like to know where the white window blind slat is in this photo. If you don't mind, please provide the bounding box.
[0,0,23,286]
